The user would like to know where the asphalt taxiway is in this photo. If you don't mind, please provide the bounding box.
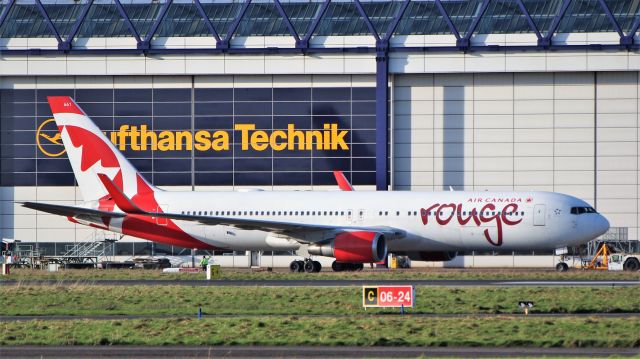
[2,279,638,286]
[1,345,638,358]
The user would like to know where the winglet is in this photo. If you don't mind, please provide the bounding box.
[97,173,145,214]
[333,170,354,191]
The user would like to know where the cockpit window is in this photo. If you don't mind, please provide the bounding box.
[570,207,597,215]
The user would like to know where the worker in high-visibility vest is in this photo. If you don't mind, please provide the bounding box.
[200,256,209,272]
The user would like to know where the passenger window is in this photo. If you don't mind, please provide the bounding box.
[407,211,411,216]
[385,211,388,216]
[396,211,400,216]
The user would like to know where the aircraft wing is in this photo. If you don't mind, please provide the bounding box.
[20,200,403,238]
[151,211,402,237]
[20,201,125,219]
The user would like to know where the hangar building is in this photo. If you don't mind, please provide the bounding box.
[0,0,638,260]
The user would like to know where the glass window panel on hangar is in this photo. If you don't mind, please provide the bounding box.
[0,0,637,40]
[557,0,618,33]
[360,0,402,38]
[0,2,53,38]
[279,1,321,38]
[77,1,133,38]
[195,88,233,102]
[603,0,640,33]
[520,0,564,36]
[41,0,84,38]
[195,158,234,172]
[475,0,534,34]
[200,0,243,38]
[370,0,448,35]
[314,1,371,36]
[234,1,290,37]
[121,0,163,38]
[154,1,210,38]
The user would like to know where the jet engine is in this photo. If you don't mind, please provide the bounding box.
[308,231,387,263]
[405,251,457,262]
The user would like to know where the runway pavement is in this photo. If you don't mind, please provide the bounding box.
[2,279,639,286]
[1,345,638,358]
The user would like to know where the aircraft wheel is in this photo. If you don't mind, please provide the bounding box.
[289,260,301,273]
[304,260,317,273]
[623,257,640,271]
[555,262,569,272]
[295,260,305,272]
[332,261,343,272]
[312,261,322,273]
[355,263,364,271]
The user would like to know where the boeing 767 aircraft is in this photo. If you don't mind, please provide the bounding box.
[21,96,610,272]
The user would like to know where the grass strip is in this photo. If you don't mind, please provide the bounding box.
[2,268,639,282]
[1,317,638,347]
[2,286,638,316]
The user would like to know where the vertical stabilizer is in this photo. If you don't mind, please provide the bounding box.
[48,96,156,202]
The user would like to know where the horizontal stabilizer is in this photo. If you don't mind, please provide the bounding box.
[97,173,145,214]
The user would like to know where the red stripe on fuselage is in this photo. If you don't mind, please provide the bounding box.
[122,214,215,249]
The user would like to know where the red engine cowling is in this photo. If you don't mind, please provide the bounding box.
[308,231,387,263]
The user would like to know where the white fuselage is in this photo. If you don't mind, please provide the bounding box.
[121,190,609,253]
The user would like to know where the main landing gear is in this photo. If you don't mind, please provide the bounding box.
[289,258,322,273]
[331,261,364,272]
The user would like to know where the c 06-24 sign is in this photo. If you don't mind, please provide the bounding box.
[362,285,415,308]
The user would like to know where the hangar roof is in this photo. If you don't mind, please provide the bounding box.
[0,0,638,52]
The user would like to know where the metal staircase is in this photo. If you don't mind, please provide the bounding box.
[60,230,120,263]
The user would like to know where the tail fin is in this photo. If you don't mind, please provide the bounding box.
[48,96,157,202]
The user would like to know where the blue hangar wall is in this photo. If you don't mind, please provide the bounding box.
[0,80,378,189]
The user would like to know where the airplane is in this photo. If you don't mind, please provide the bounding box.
[21,96,610,273]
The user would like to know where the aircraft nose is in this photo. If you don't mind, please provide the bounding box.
[594,214,610,237]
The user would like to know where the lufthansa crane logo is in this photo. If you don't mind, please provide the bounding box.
[36,118,66,157]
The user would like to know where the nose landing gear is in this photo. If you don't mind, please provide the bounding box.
[289,258,321,273]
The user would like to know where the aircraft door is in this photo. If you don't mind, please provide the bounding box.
[533,204,546,226]
[250,251,260,267]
